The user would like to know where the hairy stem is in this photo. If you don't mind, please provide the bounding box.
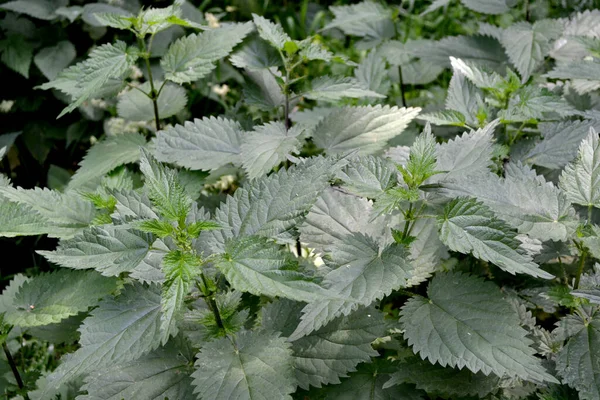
[199,274,225,332]
[401,203,414,240]
[2,342,29,400]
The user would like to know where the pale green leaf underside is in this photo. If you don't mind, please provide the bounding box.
[303,76,385,102]
[68,133,147,189]
[5,269,116,327]
[191,330,295,400]
[400,272,557,383]
[438,198,553,279]
[252,14,290,50]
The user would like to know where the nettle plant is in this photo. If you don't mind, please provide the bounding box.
[2,2,600,400]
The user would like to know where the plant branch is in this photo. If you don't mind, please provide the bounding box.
[138,37,161,131]
[199,274,225,332]
[2,342,29,400]
[574,250,587,289]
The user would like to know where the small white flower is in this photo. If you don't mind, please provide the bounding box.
[0,100,14,113]
[212,84,230,97]
[205,13,220,28]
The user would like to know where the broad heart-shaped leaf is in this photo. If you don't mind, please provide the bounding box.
[262,299,386,390]
[521,120,600,169]
[201,156,343,253]
[5,270,116,327]
[243,68,286,111]
[384,356,500,398]
[40,283,167,397]
[154,116,243,171]
[559,129,600,209]
[191,330,295,400]
[229,34,282,70]
[0,185,95,238]
[241,122,302,179]
[0,33,33,78]
[34,40,76,80]
[437,163,577,242]
[500,20,562,83]
[117,81,187,121]
[312,105,420,155]
[324,1,394,40]
[303,76,385,102]
[336,155,398,198]
[438,198,553,279]
[161,22,253,84]
[140,148,191,223]
[251,14,291,50]
[77,341,195,400]
[68,133,147,189]
[400,272,557,383]
[0,0,62,20]
[555,306,600,399]
[498,86,577,122]
[434,122,496,182]
[38,226,153,277]
[42,41,138,118]
[289,233,411,340]
[217,236,330,302]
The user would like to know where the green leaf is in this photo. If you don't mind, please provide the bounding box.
[318,360,418,400]
[498,86,576,122]
[117,82,187,122]
[161,22,253,84]
[312,105,421,155]
[229,34,282,70]
[0,201,46,237]
[0,132,20,161]
[68,133,147,190]
[191,330,295,400]
[546,59,600,81]
[38,226,153,277]
[461,0,511,14]
[40,283,167,396]
[160,250,199,338]
[136,219,174,238]
[500,20,562,83]
[439,198,554,279]
[290,234,411,340]
[251,14,291,50]
[202,157,343,252]
[303,76,385,102]
[418,110,466,127]
[0,0,59,20]
[559,129,600,208]
[0,274,30,315]
[445,68,481,126]
[243,68,286,111]
[449,56,503,89]
[401,125,439,188]
[5,270,116,327]
[34,41,76,80]
[336,155,398,198]
[324,1,394,40]
[555,307,600,399]
[140,148,191,223]
[78,341,195,400]
[355,50,391,95]
[437,163,577,241]
[0,35,33,78]
[435,121,496,182]
[0,185,95,238]
[400,272,558,383]
[93,12,133,30]
[241,122,302,179]
[217,236,329,302]
[384,357,500,398]
[42,41,139,118]
[154,116,243,171]
[262,299,386,389]
[522,120,600,169]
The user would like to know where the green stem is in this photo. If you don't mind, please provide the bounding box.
[2,342,29,400]
[401,203,414,240]
[398,66,406,108]
[574,250,587,289]
[138,37,161,131]
[588,204,594,223]
[198,274,225,332]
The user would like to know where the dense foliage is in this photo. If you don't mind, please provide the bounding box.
[2,0,600,399]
